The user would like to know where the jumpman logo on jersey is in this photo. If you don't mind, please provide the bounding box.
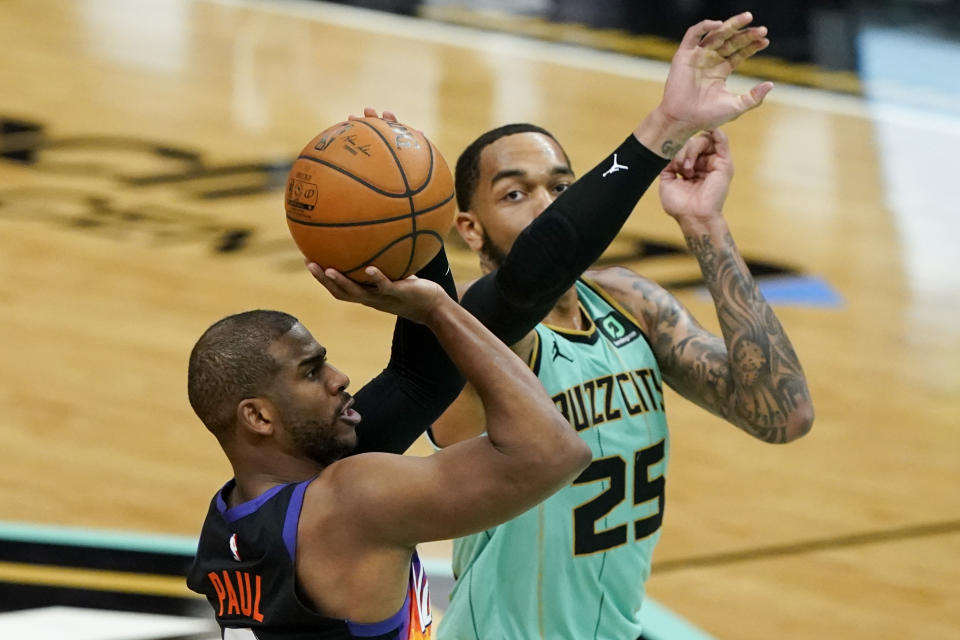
[552,339,574,363]
[602,153,628,177]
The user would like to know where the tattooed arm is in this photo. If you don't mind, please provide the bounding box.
[591,130,813,442]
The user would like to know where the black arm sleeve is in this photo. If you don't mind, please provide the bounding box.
[349,247,465,455]
[461,135,667,345]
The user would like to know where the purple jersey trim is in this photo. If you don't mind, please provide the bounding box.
[346,590,411,638]
[281,479,312,562]
[216,480,289,524]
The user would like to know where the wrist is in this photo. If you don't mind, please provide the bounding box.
[420,295,458,330]
[634,107,699,159]
[675,214,729,237]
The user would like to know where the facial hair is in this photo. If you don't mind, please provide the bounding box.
[286,415,356,467]
[480,228,509,270]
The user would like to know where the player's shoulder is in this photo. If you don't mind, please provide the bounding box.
[584,267,666,332]
[310,451,398,498]
[300,452,403,538]
[584,266,660,300]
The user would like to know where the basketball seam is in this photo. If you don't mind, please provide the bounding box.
[354,119,419,277]
[291,120,447,278]
[339,230,445,275]
[398,143,438,276]
[403,193,417,277]
[353,120,436,197]
[285,192,453,228]
[294,155,410,197]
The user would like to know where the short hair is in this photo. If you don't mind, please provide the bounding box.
[187,310,299,438]
[454,123,570,212]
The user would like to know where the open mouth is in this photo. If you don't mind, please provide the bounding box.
[338,397,361,425]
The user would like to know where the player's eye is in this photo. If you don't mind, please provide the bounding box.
[554,182,570,194]
[305,367,317,379]
[503,190,524,202]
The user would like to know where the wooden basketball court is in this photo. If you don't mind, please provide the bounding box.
[1,0,957,638]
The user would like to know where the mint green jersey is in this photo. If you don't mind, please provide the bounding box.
[438,279,669,640]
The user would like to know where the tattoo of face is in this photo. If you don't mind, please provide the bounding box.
[631,231,811,441]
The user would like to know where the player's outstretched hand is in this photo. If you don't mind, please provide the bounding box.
[658,129,734,221]
[306,261,446,324]
[660,12,774,132]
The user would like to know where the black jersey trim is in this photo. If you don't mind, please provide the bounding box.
[528,331,542,376]
[580,277,655,350]
[540,293,599,346]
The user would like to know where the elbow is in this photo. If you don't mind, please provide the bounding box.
[554,419,592,475]
[783,400,815,443]
[525,417,592,482]
[566,435,593,473]
[734,393,814,444]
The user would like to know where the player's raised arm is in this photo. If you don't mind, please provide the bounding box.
[459,12,773,348]
[435,13,775,447]
[307,266,592,544]
[347,246,465,455]
[591,130,813,442]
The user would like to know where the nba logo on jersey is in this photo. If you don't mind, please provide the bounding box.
[229,533,241,562]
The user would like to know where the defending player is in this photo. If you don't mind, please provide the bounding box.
[430,17,815,640]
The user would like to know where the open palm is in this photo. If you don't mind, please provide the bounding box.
[660,13,774,131]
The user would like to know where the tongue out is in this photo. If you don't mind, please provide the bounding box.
[340,407,362,425]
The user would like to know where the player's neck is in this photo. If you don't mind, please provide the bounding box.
[544,286,584,330]
[229,455,322,507]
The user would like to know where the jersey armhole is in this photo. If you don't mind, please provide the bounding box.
[281,478,314,562]
[580,276,655,349]
[345,591,411,638]
[527,330,542,376]
[424,426,443,451]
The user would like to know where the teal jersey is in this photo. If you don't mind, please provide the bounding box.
[438,279,669,640]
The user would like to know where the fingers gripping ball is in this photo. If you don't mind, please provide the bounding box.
[285,117,455,282]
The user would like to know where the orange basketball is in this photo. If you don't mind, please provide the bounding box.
[284,117,455,282]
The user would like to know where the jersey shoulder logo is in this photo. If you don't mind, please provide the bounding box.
[229,533,241,562]
[601,153,629,177]
[597,312,640,348]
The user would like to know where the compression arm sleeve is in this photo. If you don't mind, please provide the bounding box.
[350,247,465,455]
[460,135,667,344]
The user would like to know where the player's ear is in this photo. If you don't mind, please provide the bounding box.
[237,398,276,437]
[455,209,484,253]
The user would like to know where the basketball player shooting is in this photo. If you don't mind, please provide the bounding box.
[185,11,808,640]
[186,268,591,637]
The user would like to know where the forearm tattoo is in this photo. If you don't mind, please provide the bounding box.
[600,233,811,442]
[680,231,810,441]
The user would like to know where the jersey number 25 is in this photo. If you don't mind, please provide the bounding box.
[571,440,665,555]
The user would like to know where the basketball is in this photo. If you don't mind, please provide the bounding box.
[284,117,455,282]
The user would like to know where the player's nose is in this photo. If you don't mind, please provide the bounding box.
[531,187,558,218]
[325,365,350,394]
